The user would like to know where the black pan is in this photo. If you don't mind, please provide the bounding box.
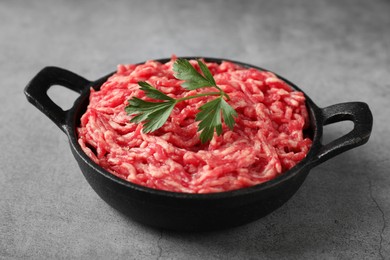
[24,57,373,231]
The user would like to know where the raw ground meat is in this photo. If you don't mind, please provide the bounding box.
[77,58,312,193]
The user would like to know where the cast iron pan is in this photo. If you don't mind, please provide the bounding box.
[24,57,373,231]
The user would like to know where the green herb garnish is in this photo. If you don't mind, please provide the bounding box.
[125,58,237,143]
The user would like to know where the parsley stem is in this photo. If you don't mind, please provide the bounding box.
[213,85,231,101]
[176,91,223,102]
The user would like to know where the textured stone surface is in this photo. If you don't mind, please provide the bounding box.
[1,0,389,259]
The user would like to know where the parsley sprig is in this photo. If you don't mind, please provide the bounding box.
[125,58,237,143]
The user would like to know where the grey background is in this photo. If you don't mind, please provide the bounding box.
[1,0,389,259]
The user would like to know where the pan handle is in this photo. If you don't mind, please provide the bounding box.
[24,67,91,133]
[308,102,373,167]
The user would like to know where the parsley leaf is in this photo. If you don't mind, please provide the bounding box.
[125,83,176,133]
[195,97,237,143]
[220,98,237,130]
[137,81,174,101]
[197,59,216,86]
[173,58,216,90]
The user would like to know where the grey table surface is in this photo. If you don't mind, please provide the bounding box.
[1,0,389,259]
